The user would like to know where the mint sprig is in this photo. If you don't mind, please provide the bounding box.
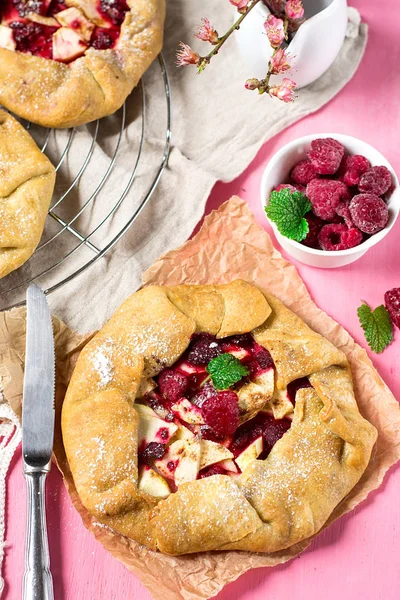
[357,301,393,354]
[206,353,249,390]
[265,189,312,242]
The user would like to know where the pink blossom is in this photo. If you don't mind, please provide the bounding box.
[285,0,305,20]
[176,42,201,67]
[264,15,285,48]
[269,78,296,102]
[245,78,261,90]
[270,48,292,74]
[194,18,219,44]
[229,0,250,13]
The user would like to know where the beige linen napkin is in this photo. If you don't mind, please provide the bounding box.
[36,3,367,333]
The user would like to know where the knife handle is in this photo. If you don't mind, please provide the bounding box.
[22,464,54,600]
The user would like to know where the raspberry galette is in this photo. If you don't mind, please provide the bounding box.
[62,281,377,555]
[0,0,165,128]
[0,109,55,277]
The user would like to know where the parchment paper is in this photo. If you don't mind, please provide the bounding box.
[1,197,399,600]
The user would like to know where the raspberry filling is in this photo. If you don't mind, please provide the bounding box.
[269,137,394,252]
[135,332,313,495]
[0,0,129,61]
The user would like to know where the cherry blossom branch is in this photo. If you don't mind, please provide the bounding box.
[176,0,304,103]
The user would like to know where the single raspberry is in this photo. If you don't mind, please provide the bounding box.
[287,377,312,404]
[201,391,239,437]
[302,212,324,248]
[222,333,253,347]
[339,155,371,186]
[191,381,218,408]
[290,159,318,185]
[318,223,363,251]
[91,27,119,50]
[187,333,221,366]
[99,0,129,25]
[260,417,291,458]
[384,288,400,329]
[308,138,345,175]
[199,464,226,479]
[139,442,166,466]
[157,369,189,402]
[358,166,392,196]
[274,183,306,193]
[349,193,389,234]
[306,179,348,221]
[249,343,274,376]
[336,201,354,228]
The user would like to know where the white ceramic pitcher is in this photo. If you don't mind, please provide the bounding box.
[235,0,348,88]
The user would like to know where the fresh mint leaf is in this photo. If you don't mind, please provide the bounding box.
[206,353,249,390]
[357,301,393,354]
[265,189,312,242]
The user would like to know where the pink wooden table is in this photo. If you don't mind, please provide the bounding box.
[5,1,400,598]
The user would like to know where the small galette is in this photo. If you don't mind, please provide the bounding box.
[62,281,377,555]
[0,0,165,127]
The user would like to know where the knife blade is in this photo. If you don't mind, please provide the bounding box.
[22,284,55,600]
[22,284,55,468]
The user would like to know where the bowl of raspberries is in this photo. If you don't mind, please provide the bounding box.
[261,134,399,268]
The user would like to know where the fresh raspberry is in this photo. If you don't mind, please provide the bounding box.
[139,442,166,466]
[290,159,318,185]
[306,179,348,221]
[199,464,226,479]
[201,391,239,437]
[358,166,392,196]
[318,223,363,251]
[339,155,371,186]
[187,333,221,366]
[384,288,400,329]
[260,417,291,458]
[308,138,345,175]
[191,381,217,408]
[157,369,189,402]
[302,212,324,248]
[336,201,354,228]
[274,183,306,193]
[349,193,389,234]
[287,377,312,404]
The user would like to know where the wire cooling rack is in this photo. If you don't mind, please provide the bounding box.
[0,54,171,310]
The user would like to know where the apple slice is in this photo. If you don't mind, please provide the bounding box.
[55,7,95,41]
[236,436,263,473]
[154,440,185,480]
[177,361,207,375]
[219,459,239,474]
[174,437,201,486]
[174,424,195,441]
[199,440,233,470]
[0,25,16,51]
[52,27,88,62]
[270,388,294,420]
[64,0,111,27]
[171,398,204,425]
[135,404,177,446]
[26,13,59,27]
[138,466,170,498]
[237,368,274,423]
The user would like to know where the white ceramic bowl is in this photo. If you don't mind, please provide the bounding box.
[260,134,400,268]
[235,0,348,89]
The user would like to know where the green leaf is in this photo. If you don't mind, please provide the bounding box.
[206,353,249,390]
[265,189,312,242]
[357,302,393,354]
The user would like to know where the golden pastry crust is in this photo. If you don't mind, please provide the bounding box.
[62,281,377,555]
[0,109,55,278]
[0,0,165,128]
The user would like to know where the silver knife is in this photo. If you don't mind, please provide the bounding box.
[22,284,55,600]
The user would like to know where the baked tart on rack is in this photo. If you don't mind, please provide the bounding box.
[62,280,377,555]
[0,0,165,128]
[0,109,55,278]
